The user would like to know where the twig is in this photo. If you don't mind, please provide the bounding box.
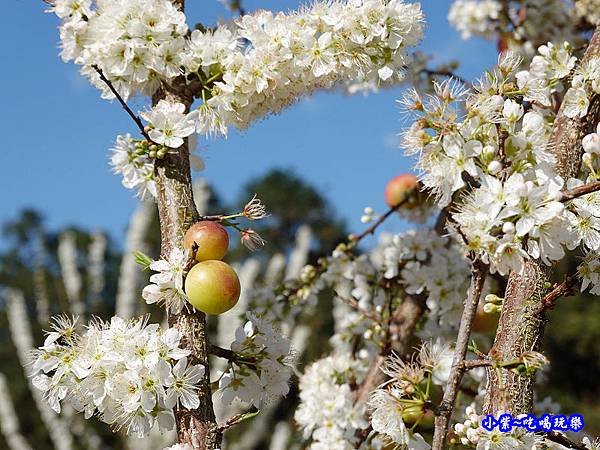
[91,65,155,143]
[208,344,235,360]
[208,344,257,365]
[461,359,494,370]
[559,180,600,202]
[424,69,469,86]
[217,408,259,433]
[337,296,382,324]
[543,431,589,450]
[183,243,199,273]
[432,259,488,450]
[349,197,409,244]
[532,274,577,315]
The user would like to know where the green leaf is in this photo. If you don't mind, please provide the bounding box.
[231,409,260,427]
[133,250,154,271]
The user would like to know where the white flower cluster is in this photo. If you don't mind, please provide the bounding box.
[53,0,425,198]
[453,406,544,449]
[516,42,577,106]
[448,0,583,59]
[578,251,600,295]
[382,230,470,334]
[141,100,196,149]
[562,55,600,119]
[263,229,471,354]
[403,48,600,275]
[295,354,368,450]
[142,247,189,315]
[31,316,205,437]
[110,134,157,199]
[54,0,188,100]
[189,0,424,135]
[217,312,292,409]
[448,0,501,39]
[53,0,424,132]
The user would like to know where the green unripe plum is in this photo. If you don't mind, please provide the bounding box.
[402,405,434,429]
[183,221,229,262]
[184,260,240,314]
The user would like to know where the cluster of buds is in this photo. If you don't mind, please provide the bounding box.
[483,294,503,314]
[133,139,168,160]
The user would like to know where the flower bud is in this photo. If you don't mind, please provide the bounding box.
[525,180,534,193]
[502,221,515,234]
[514,181,528,197]
[483,302,501,314]
[487,160,503,174]
[485,293,503,304]
[482,145,497,160]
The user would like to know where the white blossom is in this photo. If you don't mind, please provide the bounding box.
[30,316,196,438]
[110,134,157,199]
[141,100,196,149]
[142,248,190,314]
[217,313,293,409]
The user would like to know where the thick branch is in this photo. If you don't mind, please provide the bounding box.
[432,259,488,450]
[483,25,600,416]
[152,2,219,448]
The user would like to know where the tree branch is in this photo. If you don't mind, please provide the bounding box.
[349,197,409,244]
[461,359,494,370]
[152,2,220,448]
[543,432,589,450]
[432,259,488,450]
[532,274,577,315]
[483,24,600,416]
[337,296,383,324]
[91,65,155,143]
[559,180,600,202]
[424,69,469,86]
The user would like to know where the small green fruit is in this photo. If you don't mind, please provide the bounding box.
[184,260,240,314]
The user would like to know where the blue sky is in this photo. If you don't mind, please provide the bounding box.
[0,0,497,247]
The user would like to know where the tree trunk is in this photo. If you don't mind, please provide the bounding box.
[483,26,600,414]
[153,1,220,447]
